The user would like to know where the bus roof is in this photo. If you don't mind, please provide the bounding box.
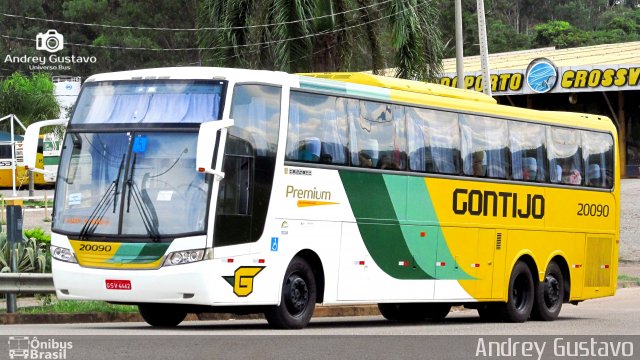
[298,72,497,104]
[84,67,291,85]
[82,67,615,134]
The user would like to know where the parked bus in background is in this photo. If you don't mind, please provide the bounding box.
[23,68,619,329]
[0,132,54,188]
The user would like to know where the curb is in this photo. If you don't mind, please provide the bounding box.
[0,305,381,325]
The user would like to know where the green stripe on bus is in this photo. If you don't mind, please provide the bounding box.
[107,243,169,264]
[299,77,390,101]
[339,171,433,279]
[43,156,60,165]
[340,171,473,280]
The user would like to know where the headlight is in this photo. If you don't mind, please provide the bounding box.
[163,248,213,267]
[51,246,78,263]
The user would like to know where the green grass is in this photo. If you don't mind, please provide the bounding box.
[16,300,138,314]
[618,274,640,288]
[23,200,54,208]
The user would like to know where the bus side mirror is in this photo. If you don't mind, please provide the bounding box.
[23,119,67,174]
[196,118,234,181]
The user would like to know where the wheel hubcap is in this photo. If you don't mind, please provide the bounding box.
[544,275,560,308]
[513,274,529,310]
[284,275,308,316]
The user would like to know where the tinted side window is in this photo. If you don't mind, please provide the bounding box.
[406,108,460,174]
[548,127,582,185]
[348,99,405,170]
[460,115,510,179]
[509,122,547,182]
[286,92,348,165]
[582,131,614,189]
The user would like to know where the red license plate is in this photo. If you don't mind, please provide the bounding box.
[105,279,132,290]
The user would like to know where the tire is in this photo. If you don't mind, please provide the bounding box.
[378,303,451,322]
[531,262,564,321]
[138,304,187,327]
[497,261,534,323]
[265,256,317,329]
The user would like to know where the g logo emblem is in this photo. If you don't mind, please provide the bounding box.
[223,266,265,297]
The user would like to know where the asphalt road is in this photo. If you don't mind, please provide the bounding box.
[2,288,639,359]
[1,288,639,336]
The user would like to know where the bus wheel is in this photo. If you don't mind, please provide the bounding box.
[138,304,187,327]
[265,257,317,329]
[498,261,534,322]
[531,262,564,321]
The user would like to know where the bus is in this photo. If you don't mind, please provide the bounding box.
[0,132,53,188]
[23,67,619,329]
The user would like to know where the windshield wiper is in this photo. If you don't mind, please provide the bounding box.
[78,154,125,240]
[126,159,161,241]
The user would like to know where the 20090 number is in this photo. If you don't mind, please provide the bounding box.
[78,244,112,252]
[577,203,609,217]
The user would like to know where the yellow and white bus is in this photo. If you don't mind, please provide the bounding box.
[0,133,54,188]
[23,68,619,329]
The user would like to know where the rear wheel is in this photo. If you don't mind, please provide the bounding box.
[265,257,317,329]
[497,261,534,322]
[531,262,564,321]
[139,304,187,327]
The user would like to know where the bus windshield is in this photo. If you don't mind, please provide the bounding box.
[53,131,209,239]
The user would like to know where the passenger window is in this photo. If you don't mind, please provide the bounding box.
[547,127,582,185]
[286,92,348,165]
[406,108,460,174]
[348,99,405,170]
[509,122,547,182]
[582,131,614,189]
[460,115,510,179]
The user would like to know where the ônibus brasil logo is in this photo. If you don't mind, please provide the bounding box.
[3,29,97,70]
[7,336,73,359]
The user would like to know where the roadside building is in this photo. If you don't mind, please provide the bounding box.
[437,41,640,177]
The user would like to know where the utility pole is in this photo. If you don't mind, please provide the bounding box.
[455,0,464,89]
[477,0,492,96]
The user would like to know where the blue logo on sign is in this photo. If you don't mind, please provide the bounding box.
[526,58,557,93]
[271,237,279,252]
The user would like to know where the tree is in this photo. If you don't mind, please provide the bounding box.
[61,0,201,77]
[198,0,444,81]
[0,72,60,131]
[0,1,49,76]
[532,20,591,48]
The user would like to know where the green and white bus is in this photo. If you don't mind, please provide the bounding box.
[23,68,619,329]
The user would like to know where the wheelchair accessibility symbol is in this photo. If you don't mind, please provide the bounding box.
[271,237,279,252]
